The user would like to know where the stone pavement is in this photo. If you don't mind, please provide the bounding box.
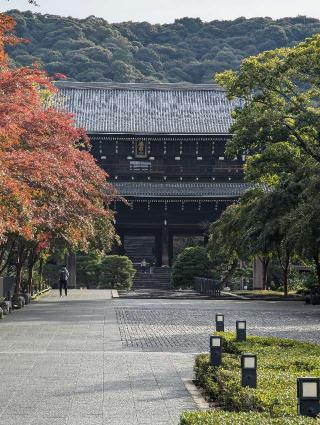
[1,290,320,425]
[0,290,195,425]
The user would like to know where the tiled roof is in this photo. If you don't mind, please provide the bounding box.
[112,182,252,198]
[53,82,240,134]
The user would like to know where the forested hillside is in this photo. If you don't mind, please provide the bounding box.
[5,10,320,83]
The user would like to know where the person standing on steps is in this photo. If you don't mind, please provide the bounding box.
[141,258,147,274]
[59,265,69,297]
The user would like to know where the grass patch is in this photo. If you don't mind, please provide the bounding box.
[234,290,300,297]
[180,333,320,424]
[180,411,318,425]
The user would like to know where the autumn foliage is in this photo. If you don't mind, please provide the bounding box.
[0,13,117,293]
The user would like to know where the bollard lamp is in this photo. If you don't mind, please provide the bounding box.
[297,377,320,417]
[241,353,257,388]
[210,335,222,367]
[215,314,225,332]
[236,320,247,342]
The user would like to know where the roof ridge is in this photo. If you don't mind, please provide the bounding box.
[54,81,225,92]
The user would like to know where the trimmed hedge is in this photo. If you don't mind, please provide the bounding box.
[180,411,317,425]
[98,255,136,289]
[184,333,320,424]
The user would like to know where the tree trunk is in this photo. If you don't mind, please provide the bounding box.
[27,262,34,295]
[261,257,269,290]
[283,255,290,297]
[283,269,288,296]
[276,247,291,296]
[262,263,268,290]
[39,257,44,288]
[27,249,39,295]
[14,241,29,295]
[0,238,16,274]
[15,260,23,295]
[221,258,238,287]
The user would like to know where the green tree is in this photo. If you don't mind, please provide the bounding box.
[216,34,320,163]
[289,169,320,285]
[207,203,246,285]
[98,255,136,290]
[171,246,210,288]
[6,10,320,83]
[215,34,320,294]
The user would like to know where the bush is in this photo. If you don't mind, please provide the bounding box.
[180,411,317,425]
[98,255,136,289]
[192,333,320,420]
[76,251,101,287]
[171,246,210,288]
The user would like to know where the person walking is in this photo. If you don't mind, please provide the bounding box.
[59,265,69,297]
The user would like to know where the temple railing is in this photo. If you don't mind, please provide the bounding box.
[194,277,221,297]
[101,162,243,178]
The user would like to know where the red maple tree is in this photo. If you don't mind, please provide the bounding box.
[0,13,118,293]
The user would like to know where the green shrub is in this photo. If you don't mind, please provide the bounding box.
[193,333,320,420]
[76,251,102,287]
[180,411,318,425]
[98,255,136,289]
[171,246,210,288]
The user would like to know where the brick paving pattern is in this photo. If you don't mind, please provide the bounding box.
[116,303,320,352]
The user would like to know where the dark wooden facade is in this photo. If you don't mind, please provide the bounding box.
[53,82,249,266]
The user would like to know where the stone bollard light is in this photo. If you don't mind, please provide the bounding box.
[236,320,247,342]
[297,377,320,417]
[241,353,257,388]
[210,335,222,367]
[215,314,224,332]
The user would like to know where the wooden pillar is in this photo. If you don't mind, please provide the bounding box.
[155,232,162,267]
[168,233,174,267]
[161,225,169,266]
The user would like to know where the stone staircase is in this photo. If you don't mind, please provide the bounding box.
[133,268,172,290]
[118,267,215,299]
[118,266,234,300]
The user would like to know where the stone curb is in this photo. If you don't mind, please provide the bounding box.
[222,291,249,300]
[183,379,210,410]
[31,287,51,301]
[227,292,304,302]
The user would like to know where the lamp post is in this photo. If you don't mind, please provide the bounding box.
[236,320,247,342]
[210,335,222,367]
[241,354,257,388]
[297,378,320,417]
[215,314,224,332]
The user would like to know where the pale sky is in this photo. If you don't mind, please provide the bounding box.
[2,0,320,23]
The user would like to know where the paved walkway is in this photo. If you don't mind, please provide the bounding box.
[1,290,320,424]
[0,290,195,425]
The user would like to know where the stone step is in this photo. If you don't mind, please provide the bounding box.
[133,269,172,290]
[118,288,232,300]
